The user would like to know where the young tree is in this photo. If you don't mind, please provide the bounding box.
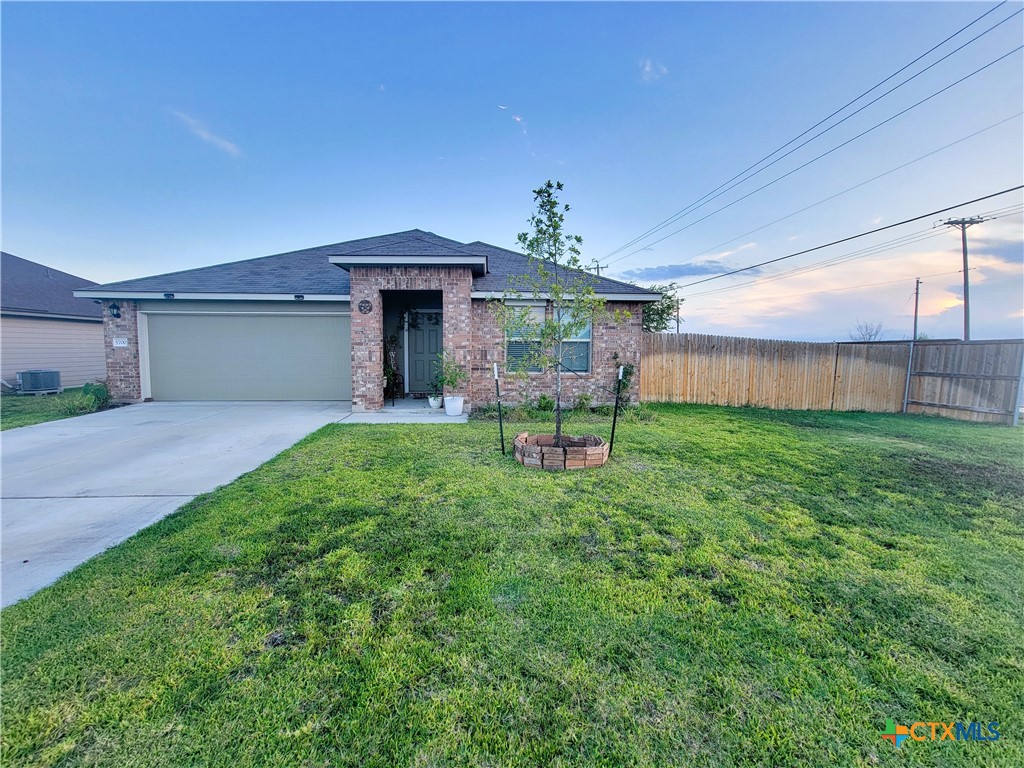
[494,181,628,446]
[639,282,683,332]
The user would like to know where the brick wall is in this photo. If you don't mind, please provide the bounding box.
[94,287,643,409]
[102,300,141,400]
[349,266,473,411]
[470,300,643,408]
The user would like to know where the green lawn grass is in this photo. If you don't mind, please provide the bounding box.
[2,405,1022,767]
[0,387,84,430]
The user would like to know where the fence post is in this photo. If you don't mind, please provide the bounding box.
[1014,351,1024,427]
[902,340,915,415]
[828,343,840,411]
[494,363,505,455]
[609,366,623,457]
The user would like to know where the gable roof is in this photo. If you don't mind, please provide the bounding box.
[462,241,658,297]
[1,252,102,320]
[75,229,661,301]
[73,242,353,297]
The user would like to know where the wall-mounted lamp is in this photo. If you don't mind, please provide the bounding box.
[163,293,175,300]
[294,294,305,301]
[108,303,121,319]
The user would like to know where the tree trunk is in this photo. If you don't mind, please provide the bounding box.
[554,338,563,446]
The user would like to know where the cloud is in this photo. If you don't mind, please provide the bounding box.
[639,58,668,82]
[665,232,1023,341]
[497,104,534,156]
[676,246,993,338]
[620,261,762,281]
[171,110,240,157]
[976,238,1024,264]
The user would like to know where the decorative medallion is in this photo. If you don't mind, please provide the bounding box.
[358,299,373,314]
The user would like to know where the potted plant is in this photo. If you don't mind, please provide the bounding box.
[427,374,443,409]
[437,351,469,415]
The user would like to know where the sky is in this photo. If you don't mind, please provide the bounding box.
[2,1,1022,342]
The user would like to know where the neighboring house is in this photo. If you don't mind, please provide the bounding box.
[74,230,661,410]
[1,252,105,388]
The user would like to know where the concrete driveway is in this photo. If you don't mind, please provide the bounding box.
[1,401,350,607]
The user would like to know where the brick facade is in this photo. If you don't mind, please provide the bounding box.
[95,281,644,409]
[102,300,142,401]
[469,300,643,408]
[349,266,474,411]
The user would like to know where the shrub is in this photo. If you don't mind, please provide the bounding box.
[626,404,657,424]
[573,393,593,412]
[55,393,97,417]
[536,394,555,412]
[81,382,110,409]
[436,351,469,393]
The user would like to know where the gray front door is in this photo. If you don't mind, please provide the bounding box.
[408,312,441,392]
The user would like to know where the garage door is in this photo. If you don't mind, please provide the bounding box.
[146,313,351,400]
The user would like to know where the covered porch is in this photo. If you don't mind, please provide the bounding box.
[343,263,476,412]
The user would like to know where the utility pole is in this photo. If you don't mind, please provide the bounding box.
[942,216,989,341]
[675,297,681,334]
[902,277,922,414]
[912,277,921,341]
[590,261,609,277]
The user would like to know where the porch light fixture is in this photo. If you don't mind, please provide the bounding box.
[107,303,121,319]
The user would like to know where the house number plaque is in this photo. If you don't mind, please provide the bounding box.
[358,300,372,314]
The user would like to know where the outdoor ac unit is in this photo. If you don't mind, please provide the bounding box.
[17,370,62,394]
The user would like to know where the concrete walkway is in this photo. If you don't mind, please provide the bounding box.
[1,401,350,607]
[342,398,468,424]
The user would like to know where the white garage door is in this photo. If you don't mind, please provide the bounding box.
[146,313,351,400]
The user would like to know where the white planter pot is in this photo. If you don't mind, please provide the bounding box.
[444,396,464,416]
[427,396,442,409]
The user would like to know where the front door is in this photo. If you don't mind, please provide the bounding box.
[407,311,442,393]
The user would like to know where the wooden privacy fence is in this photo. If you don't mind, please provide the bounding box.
[640,333,1024,425]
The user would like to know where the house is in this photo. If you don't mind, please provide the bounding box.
[73,230,661,410]
[1,252,105,388]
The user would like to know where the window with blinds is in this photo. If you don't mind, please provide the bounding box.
[506,305,592,373]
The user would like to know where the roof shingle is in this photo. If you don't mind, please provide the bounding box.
[1,252,102,319]
[80,230,661,299]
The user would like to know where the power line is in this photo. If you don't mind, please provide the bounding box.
[675,185,1024,290]
[609,6,1022,260]
[684,229,949,298]
[683,206,1021,299]
[689,268,966,305]
[603,2,1015,260]
[606,44,1024,268]
[682,202,1023,299]
[662,112,1023,267]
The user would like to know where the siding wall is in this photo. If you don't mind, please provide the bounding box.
[1,315,106,388]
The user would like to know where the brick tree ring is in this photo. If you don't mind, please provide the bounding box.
[513,433,610,471]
